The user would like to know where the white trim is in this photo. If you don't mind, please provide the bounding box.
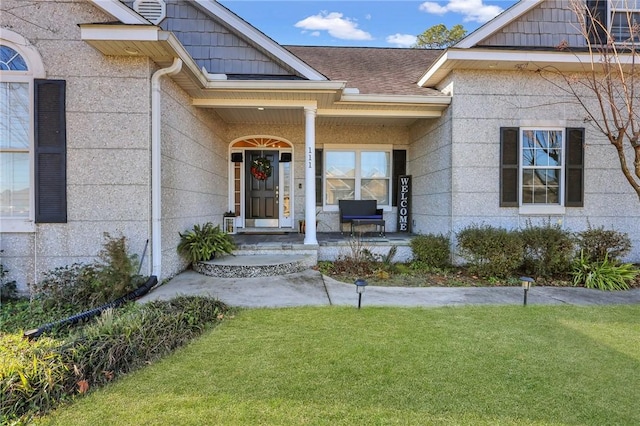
[80,25,161,42]
[455,0,545,48]
[87,0,151,25]
[519,205,566,215]
[193,0,327,81]
[0,219,35,233]
[203,79,345,91]
[418,48,639,87]
[338,93,451,105]
[317,109,443,119]
[0,29,45,77]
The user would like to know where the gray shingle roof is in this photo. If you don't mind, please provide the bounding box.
[284,46,444,96]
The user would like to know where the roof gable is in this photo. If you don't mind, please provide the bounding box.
[94,0,326,80]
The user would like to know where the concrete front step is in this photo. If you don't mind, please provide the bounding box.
[193,253,317,278]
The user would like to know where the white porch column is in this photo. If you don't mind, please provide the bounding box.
[304,106,318,245]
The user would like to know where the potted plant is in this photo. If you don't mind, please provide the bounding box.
[177,222,235,263]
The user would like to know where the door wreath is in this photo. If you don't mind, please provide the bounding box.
[250,157,273,181]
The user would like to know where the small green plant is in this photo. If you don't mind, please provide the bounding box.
[410,234,451,269]
[575,225,631,263]
[177,222,235,263]
[571,251,638,291]
[519,222,574,278]
[456,225,523,278]
[1,250,18,303]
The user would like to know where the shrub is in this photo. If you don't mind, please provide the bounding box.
[410,234,451,269]
[1,333,72,423]
[575,225,631,263]
[1,250,18,302]
[519,222,574,278]
[66,297,229,389]
[456,225,523,278]
[2,296,229,423]
[572,251,638,291]
[30,234,144,312]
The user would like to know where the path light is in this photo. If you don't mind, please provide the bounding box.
[354,278,368,309]
[520,276,534,306]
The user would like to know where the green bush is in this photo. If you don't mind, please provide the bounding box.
[410,234,451,269]
[1,333,72,423]
[2,296,229,423]
[519,223,574,278]
[178,222,235,263]
[456,225,523,278]
[67,297,228,389]
[30,234,144,312]
[1,250,18,302]
[571,251,639,291]
[575,225,631,263]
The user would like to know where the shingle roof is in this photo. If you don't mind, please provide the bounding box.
[284,46,444,96]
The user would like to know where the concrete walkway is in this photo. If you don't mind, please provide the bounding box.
[138,269,640,308]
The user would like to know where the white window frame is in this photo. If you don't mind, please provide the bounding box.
[608,0,640,43]
[519,127,566,216]
[0,31,45,232]
[323,144,392,212]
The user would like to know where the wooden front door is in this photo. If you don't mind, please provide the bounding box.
[246,150,279,227]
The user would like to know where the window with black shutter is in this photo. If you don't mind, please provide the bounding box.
[586,0,608,44]
[34,79,67,223]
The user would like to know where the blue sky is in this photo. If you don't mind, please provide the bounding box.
[218,0,519,48]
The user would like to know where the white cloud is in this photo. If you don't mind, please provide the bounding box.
[386,33,417,48]
[419,0,503,23]
[294,11,373,40]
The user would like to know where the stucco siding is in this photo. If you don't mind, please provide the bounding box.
[408,106,453,237]
[479,0,586,48]
[1,0,153,291]
[448,69,640,262]
[160,78,230,279]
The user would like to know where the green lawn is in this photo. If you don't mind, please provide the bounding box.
[40,305,640,425]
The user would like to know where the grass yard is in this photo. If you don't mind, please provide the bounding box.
[39,305,640,425]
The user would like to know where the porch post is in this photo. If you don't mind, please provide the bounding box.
[304,106,318,245]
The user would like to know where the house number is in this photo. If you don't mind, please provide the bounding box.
[308,147,312,168]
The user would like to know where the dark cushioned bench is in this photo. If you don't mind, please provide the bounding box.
[338,199,385,236]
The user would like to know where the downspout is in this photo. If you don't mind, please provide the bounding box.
[151,58,182,278]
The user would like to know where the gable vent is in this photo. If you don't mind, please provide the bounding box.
[133,0,166,25]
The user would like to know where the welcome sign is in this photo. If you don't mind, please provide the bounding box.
[397,175,411,233]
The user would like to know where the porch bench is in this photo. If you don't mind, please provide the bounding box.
[339,200,385,237]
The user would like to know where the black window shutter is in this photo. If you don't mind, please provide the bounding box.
[500,127,519,207]
[565,128,585,207]
[34,79,67,223]
[315,149,322,206]
[392,149,407,207]
[586,0,607,44]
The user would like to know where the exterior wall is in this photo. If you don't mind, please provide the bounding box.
[1,0,153,291]
[479,0,585,48]
[447,68,640,262]
[160,79,230,279]
[157,0,294,76]
[408,107,453,238]
[226,122,411,232]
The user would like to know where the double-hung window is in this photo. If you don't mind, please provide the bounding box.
[500,127,584,213]
[588,0,640,43]
[1,45,31,227]
[323,145,392,209]
[610,0,640,42]
[1,32,66,232]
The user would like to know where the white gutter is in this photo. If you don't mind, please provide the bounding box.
[151,58,183,278]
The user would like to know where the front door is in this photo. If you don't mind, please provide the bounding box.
[245,150,279,227]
